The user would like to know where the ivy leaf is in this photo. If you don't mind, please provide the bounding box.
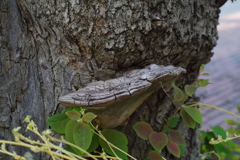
[87,133,99,153]
[148,150,164,160]
[149,131,168,151]
[82,112,97,123]
[237,105,240,112]
[215,143,231,157]
[99,129,128,160]
[173,100,182,108]
[133,121,153,140]
[23,152,33,160]
[65,111,81,121]
[163,127,171,133]
[211,126,227,139]
[167,139,180,158]
[200,130,216,139]
[199,64,205,73]
[172,83,185,101]
[225,119,237,125]
[179,145,185,156]
[197,79,211,87]
[227,128,235,136]
[201,73,211,76]
[46,112,70,134]
[65,119,78,143]
[65,119,83,155]
[201,151,221,160]
[65,145,77,154]
[180,110,196,129]
[168,130,186,146]
[63,108,74,112]
[168,117,179,128]
[73,122,93,154]
[184,85,196,97]
[183,106,202,124]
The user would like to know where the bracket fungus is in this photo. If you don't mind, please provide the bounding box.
[59,64,186,128]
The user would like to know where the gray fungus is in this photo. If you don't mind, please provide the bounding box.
[59,64,186,128]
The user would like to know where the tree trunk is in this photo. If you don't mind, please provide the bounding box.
[0,0,219,159]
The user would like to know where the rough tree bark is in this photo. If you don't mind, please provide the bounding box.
[0,0,220,159]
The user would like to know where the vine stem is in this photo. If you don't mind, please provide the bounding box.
[0,140,84,160]
[187,102,240,119]
[47,135,96,160]
[161,106,180,132]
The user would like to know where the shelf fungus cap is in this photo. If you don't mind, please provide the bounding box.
[59,64,186,128]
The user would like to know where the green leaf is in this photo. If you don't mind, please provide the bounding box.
[99,129,128,160]
[163,127,171,133]
[184,85,196,97]
[201,151,221,160]
[225,119,237,125]
[180,110,196,129]
[179,145,185,156]
[224,140,235,149]
[234,155,240,160]
[199,64,205,73]
[73,122,93,154]
[201,73,211,76]
[74,107,86,115]
[167,139,180,158]
[87,133,99,153]
[82,112,97,123]
[168,117,179,128]
[65,119,83,155]
[235,145,240,153]
[237,105,240,112]
[232,155,240,160]
[227,128,235,136]
[215,143,232,157]
[168,130,186,146]
[148,150,164,160]
[172,100,182,108]
[23,152,33,160]
[65,111,81,120]
[184,106,202,124]
[172,83,185,101]
[149,131,168,151]
[236,128,240,135]
[211,126,227,139]
[46,112,70,134]
[133,121,153,140]
[63,108,74,113]
[65,144,77,154]
[197,79,211,87]
[199,131,216,139]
